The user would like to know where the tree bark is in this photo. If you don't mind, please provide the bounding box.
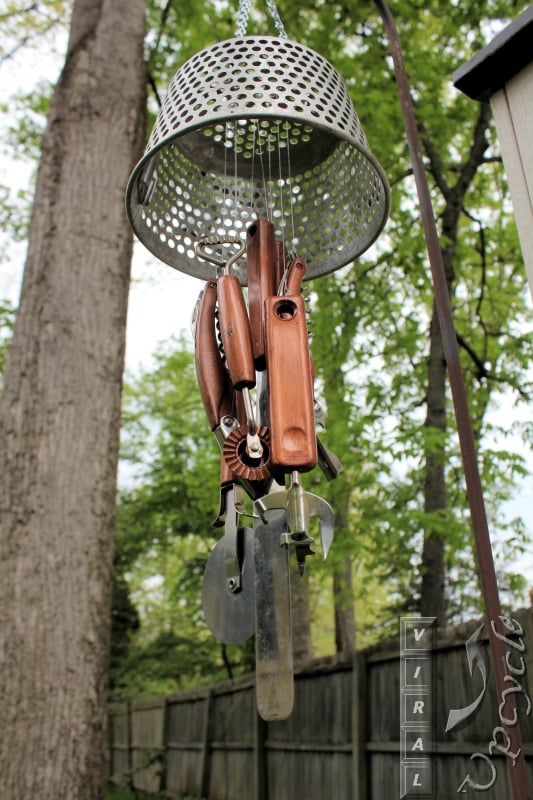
[419,103,491,624]
[334,556,356,655]
[0,1,146,797]
[290,563,313,662]
[420,301,447,624]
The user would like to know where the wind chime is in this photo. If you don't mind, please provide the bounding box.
[126,0,389,720]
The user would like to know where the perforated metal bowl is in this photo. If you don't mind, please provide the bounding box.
[126,36,390,283]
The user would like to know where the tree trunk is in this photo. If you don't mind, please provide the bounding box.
[334,556,356,654]
[0,1,146,797]
[418,102,491,624]
[331,509,356,654]
[420,301,447,624]
[290,562,313,662]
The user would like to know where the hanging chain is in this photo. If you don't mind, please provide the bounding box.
[235,0,251,36]
[266,0,288,37]
[235,0,288,38]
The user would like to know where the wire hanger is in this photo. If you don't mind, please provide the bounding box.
[235,0,288,38]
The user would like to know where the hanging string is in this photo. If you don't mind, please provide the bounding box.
[249,121,257,215]
[235,0,288,38]
[284,122,296,258]
[266,128,274,221]
[233,119,239,231]
[256,123,269,222]
[277,123,286,258]
[222,121,230,231]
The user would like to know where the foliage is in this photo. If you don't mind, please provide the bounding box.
[108,1,533,680]
[0,298,15,387]
[2,0,532,680]
[0,81,51,162]
[0,0,70,65]
[303,0,533,625]
[111,336,255,697]
[0,7,62,302]
[107,789,203,800]
[0,82,52,251]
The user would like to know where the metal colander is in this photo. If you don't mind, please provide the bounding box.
[126,36,390,283]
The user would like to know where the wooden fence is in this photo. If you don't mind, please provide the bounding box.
[109,608,533,798]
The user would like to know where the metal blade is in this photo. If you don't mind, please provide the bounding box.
[305,492,335,559]
[254,504,294,721]
[257,485,335,560]
[316,436,343,481]
[202,526,255,645]
[203,483,256,644]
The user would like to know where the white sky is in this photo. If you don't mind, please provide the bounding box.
[125,249,201,371]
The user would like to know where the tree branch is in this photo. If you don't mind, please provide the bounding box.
[418,120,450,198]
[147,0,173,64]
[148,71,163,108]
[456,332,489,381]
[453,101,492,201]
[0,20,58,66]
[456,333,531,401]
[0,4,39,23]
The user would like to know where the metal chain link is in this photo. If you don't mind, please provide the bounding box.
[235,0,251,36]
[235,0,288,38]
[265,0,288,37]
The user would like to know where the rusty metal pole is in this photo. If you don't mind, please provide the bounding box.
[373,1,531,797]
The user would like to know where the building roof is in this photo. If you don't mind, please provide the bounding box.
[453,6,533,101]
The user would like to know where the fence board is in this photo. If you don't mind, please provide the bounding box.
[109,608,533,798]
[129,698,165,792]
[108,701,131,788]
[352,650,367,800]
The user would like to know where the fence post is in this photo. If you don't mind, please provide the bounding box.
[254,706,268,800]
[126,700,133,790]
[199,689,213,798]
[352,650,368,800]
[160,697,171,793]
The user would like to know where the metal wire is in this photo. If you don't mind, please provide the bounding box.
[266,0,288,37]
[235,0,251,36]
[236,0,288,37]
